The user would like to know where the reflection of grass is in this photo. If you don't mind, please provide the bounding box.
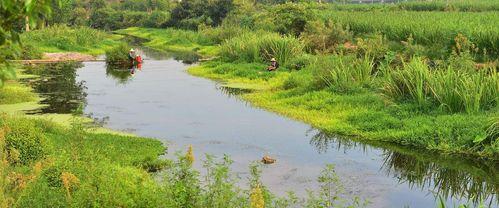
[380,144,498,206]
[308,131,498,206]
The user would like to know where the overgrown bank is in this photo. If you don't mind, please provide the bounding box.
[120,25,498,159]
[0,49,365,208]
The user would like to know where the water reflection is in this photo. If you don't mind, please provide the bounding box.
[23,62,87,114]
[309,130,498,206]
[105,63,142,84]
[218,86,253,98]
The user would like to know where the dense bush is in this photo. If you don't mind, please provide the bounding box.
[0,117,50,165]
[143,11,170,28]
[169,0,235,29]
[105,43,132,66]
[301,20,353,54]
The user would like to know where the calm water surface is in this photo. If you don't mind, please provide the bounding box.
[25,51,498,208]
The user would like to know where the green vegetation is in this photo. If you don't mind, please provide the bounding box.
[0,82,38,105]
[328,0,499,12]
[117,0,499,158]
[116,27,219,57]
[2,0,499,206]
[318,11,499,57]
[105,43,132,66]
[21,25,122,56]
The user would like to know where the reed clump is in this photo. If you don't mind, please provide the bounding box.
[220,32,304,66]
[383,57,498,113]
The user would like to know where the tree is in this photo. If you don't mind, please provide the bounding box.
[0,0,56,87]
[169,0,234,29]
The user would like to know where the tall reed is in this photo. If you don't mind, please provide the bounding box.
[220,32,304,66]
[312,55,375,92]
[383,58,499,113]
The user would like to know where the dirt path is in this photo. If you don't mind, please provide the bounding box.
[16,52,99,64]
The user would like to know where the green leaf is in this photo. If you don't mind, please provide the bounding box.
[473,134,487,144]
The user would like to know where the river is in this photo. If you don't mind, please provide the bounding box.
[24,49,498,207]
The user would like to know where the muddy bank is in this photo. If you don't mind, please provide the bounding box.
[17,52,98,64]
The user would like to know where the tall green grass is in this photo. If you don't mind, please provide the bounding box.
[312,55,375,92]
[318,11,499,57]
[383,58,499,113]
[220,32,304,66]
[485,116,498,142]
[21,25,119,55]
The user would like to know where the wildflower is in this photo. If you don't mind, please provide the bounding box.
[250,184,265,208]
[186,145,194,165]
[61,172,80,199]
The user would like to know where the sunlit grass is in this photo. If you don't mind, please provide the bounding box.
[0,81,38,105]
[21,25,122,56]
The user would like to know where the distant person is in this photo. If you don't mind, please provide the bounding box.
[267,58,279,71]
[129,48,136,64]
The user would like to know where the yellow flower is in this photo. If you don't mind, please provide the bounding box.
[250,184,265,208]
[186,145,194,165]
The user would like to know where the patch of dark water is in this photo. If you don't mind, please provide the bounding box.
[21,62,87,114]
[310,131,499,207]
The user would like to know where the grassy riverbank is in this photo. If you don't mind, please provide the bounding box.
[121,27,498,159]
[0,64,364,207]
[19,25,122,58]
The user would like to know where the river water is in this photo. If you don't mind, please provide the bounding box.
[24,49,498,207]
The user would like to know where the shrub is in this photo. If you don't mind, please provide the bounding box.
[0,117,50,165]
[105,43,132,66]
[143,11,170,28]
[302,20,353,54]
